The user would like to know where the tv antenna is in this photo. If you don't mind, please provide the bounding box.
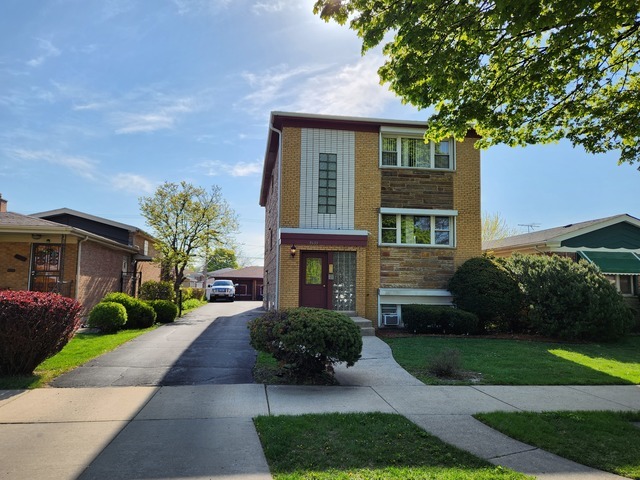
[518,223,541,233]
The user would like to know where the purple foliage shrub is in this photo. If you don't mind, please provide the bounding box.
[0,291,82,375]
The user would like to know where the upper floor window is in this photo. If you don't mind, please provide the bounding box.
[318,153,337,214]
[380,208,456,247]
[381,135,453,170]
[143,240,149,256]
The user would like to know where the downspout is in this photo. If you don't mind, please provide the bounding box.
[270,123,283,310]
[76,236,89,300]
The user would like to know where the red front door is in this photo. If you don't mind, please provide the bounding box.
[299,252,329,309]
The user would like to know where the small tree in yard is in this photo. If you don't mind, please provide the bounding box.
[249,308,362,381]
[139,181,238,296]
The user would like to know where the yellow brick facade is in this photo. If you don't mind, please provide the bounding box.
[260,113,481,326]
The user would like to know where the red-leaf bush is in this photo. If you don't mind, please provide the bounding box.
[0,291,82,375]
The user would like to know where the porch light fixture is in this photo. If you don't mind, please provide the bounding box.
[290,244,296,258]
[31,234,42,240]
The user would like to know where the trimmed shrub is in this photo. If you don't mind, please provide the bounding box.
[402,305,479,335]
[448,256,524,332]
[139,280,175,302]
[505,253,634,341]
[249,308,362,379]
[87,302,127,333]
[0,291,82,375]
[180,287,205,302]
[148,300,179,323]
[101,292,157,329]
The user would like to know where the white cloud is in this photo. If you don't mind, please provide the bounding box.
[7,148,97,180]
[252,0,302,14]
[113,97,195,134]
[27,39,61,67]
[198,159,263,177]
[240,55,397,118]
[110,173,155,194]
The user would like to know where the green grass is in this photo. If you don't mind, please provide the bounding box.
[475,411,640,479]
[0,327,155,389]
[180,298,207,313]
[255,412,531,479]
[382,335,640,385]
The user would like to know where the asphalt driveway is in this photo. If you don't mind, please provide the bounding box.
[51,301,264,387]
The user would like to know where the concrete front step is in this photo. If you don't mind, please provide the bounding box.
[351,317,376,336]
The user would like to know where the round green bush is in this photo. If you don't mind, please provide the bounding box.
[102,292,157,329]
[87,302,127,333]
[249,307,362,379]
[148,300,179,323]
[448,256,524,333]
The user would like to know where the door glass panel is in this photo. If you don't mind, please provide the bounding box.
[305,258,322,285]
[332,252,356,311]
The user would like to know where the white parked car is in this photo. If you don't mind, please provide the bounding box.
[207,279,236,302]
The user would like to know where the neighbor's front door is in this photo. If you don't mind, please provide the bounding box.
[299,252,329,309]
[30,243,63,293]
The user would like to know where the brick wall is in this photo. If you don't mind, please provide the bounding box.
[0,241,31,291]
[354,131,381,320]
[77,240,127,314]
[452,137,482,266]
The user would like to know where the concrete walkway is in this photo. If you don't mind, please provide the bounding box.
[1,338,639,479]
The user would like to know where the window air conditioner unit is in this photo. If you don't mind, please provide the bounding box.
[382,313,399,326]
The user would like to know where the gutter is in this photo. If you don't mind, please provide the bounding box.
[269,121,283,310]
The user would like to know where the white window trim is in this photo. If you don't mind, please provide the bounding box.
[379,131,455,171]
[379,209,457,248]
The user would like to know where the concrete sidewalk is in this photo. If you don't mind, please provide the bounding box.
[0,337,638,479]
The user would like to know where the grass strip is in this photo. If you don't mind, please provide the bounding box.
[475,410,640,479]
[254,412,532,479]
[0,327,155,389]
[383,335,640,385]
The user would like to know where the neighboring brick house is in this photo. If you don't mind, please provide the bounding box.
[0,198,161,314]
[259,112,481,328]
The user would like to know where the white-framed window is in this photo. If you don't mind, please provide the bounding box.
[381,134,453,170]
[379,208,456,247]
[143,240,149,256]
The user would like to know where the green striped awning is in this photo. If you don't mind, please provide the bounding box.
[578,251,640,275]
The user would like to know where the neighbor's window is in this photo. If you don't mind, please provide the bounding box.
[318,153,337,214]
[380,214,453,247]
[381,135,453,169]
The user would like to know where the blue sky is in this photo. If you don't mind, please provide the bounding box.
[1,0,638,265]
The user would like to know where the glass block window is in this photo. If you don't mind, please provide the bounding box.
[332,252,356,311]
[318,153,337,214]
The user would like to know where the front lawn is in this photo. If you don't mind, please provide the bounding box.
[0,327,155,389]
[475,411,640,479]
[382,335,640,385]
[255,412,531,480]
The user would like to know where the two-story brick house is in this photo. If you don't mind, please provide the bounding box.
[259,112,481,328]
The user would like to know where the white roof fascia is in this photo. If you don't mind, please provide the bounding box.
[279,227,369,236]
[271,111,429,129]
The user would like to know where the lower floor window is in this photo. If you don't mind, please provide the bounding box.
[380,304,400,326]
[605,274,637,295]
